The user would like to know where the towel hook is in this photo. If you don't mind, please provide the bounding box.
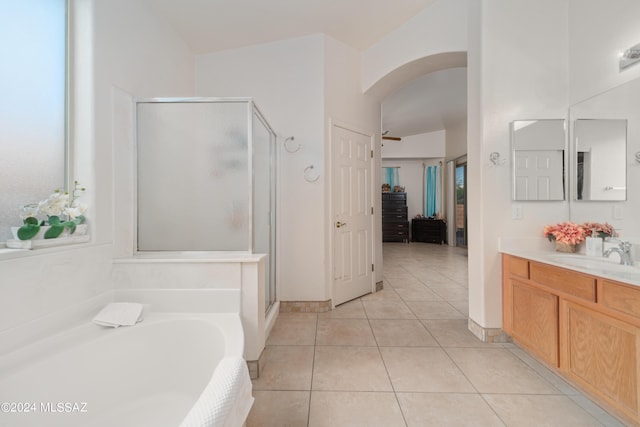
[304,165,320,183]
[283,136,301,153]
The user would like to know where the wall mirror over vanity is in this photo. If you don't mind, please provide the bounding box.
[511,77,639,203]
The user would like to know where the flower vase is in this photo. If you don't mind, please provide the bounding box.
[555,241,577,253]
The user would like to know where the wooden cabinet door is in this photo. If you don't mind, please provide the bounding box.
[511,280,559,366]
[561,300,640,420]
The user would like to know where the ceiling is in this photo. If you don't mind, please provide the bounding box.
[139,0,466,137]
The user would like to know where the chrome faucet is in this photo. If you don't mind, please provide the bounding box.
[603,240,634,266]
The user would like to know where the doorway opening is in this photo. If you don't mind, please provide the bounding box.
[455,161,468,248]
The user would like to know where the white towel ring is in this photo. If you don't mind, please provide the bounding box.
[284,136,301,153]
[304,165,320,183]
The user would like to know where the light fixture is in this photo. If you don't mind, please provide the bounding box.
[620,42,640,70]
[489,152,504,166]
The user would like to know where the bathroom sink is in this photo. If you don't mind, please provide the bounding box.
[548,254,640,282]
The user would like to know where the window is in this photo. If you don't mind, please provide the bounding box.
[0,0,67,242]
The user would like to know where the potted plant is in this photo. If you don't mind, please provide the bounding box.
[14,181,88,240]
[543,222,586,253]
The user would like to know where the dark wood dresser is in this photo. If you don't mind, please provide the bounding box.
[382,192,409,242]
[411,218,446,244]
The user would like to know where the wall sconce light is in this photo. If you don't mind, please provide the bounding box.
[620,42,640,70]
[489,152,504,166]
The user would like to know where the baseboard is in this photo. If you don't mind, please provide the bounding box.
[279,300,332,313]
[467,317,512,343]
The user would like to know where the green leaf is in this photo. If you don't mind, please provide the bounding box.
[48,216,61,225]
[17,224,40,240]
[44,224,65,239]
[73,215,85,225]
[63,221,77,234]
[23,217,39,225]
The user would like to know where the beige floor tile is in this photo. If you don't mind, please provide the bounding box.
[318,299,367,319]
[266,313,317,346]
[394,285,443,301]
[387,276,426,289]
[448,299,469,316]
[446,348,560,394]
[252,346,314,391]
[361,287,402,302]
[312,346,392,391]
[405,300,466,319]
[362,300,416,319]
[422,319,498,347]
[315,318,376,346]
[370,319,439,347]
[380,347,475,392]
[308,391,405,427]
[397,392,505,427]
[509,348,580,395]
[427,284,469,301]
[483,394,603,427]
[247,390,310,427]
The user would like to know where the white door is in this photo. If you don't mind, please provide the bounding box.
[332,124,373,306]
[514,150,564,200]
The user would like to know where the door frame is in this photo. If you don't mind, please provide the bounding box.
[328,119,376,308]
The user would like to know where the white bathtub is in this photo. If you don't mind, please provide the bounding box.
[0,310,253,427]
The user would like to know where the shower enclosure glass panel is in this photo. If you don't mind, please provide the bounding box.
[137,100,249,251]
[136,99,277,312]
[252,110,277,312]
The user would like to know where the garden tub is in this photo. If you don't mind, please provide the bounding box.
[0,311,252,427]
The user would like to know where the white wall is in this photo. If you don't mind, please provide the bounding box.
[467,0,570,329]
[0,0,196,337]
[362,0,468,93]
[382,131,446,158]
[445,120,467,161]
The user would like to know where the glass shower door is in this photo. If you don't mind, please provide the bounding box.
[252,108,277,313]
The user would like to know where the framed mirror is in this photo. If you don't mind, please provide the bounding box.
[574,119,627,201]
[511,119,566,201]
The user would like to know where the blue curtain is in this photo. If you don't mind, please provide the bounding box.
[425,165,438,217]
[383,167,399,189]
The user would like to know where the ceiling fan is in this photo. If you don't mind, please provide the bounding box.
[381,130,401,141]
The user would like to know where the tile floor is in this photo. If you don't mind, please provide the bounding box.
[247,243,625,427]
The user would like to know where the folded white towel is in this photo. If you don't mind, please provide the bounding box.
[93,302,144,328]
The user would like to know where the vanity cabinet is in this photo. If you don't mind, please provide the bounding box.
[502,254,640,425]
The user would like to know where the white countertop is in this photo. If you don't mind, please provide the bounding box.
[500,246,640,287]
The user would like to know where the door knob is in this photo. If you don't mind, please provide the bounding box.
[336,221,347,228]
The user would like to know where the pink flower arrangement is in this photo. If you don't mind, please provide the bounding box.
[543,221,618,246]
[543,222,586,245]
[582,222,617,238]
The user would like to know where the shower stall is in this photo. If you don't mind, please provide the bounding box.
[135,98,277,313]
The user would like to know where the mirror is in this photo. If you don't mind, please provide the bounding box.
[569,77,638,202]
[574,119,627,201]
[511,119,566,201]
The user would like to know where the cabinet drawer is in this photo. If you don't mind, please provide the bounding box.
[383,222,408,231]
[530,262,596,302]
[502,255,529,279]
[382,206,407,215]
[600,280,640,320]
[382,192,406,201]
[383,214,408,222]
